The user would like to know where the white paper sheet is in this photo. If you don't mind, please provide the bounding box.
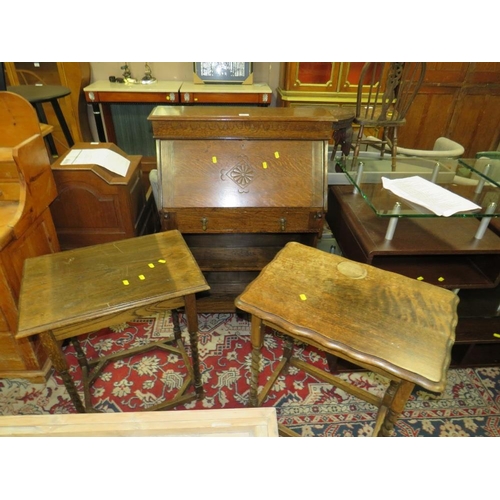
[60,149,130,177]
[381,176,481,217]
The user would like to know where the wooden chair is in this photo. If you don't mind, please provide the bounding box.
[235,242,458,437]
[364,136,464,159]
[347,62,426,170]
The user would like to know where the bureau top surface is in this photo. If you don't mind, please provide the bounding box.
[149,106,354,140]
[149,105,354,123]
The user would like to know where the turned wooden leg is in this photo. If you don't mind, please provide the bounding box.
[40,330,86,413]
[282,337,294,373]
[171,309,182,342]
[249,315,264,407]
[70,338,89,372]
[373,379,415,437]
[69,338,93,411]
[183,294,203,399]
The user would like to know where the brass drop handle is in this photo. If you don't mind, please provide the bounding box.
[201,217,208,231]
[280,218,286,231]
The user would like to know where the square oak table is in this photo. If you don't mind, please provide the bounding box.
[17,230,210,413]
[235,242,459,436]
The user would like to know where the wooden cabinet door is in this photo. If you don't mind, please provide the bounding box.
[281,62,368,96]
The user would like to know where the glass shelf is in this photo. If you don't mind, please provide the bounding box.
[339,156,500,219]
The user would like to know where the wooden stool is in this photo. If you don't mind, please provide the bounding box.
[17,230,210,413]
[7,84,75,156]
[235,242,459,437]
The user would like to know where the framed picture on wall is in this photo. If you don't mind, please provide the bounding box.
[193,62,253,84]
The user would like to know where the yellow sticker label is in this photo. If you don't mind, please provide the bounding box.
[158,259,166,264]
[274,152,280,158]
[122,280,129,286]
[212,156,217,163]
[438,277,445,282]
[262,162,268,169]
[417,276,424,281]
[493,333,500,338]
[300,294,307,301]
[139,275,145,280]
[148,263,155,268]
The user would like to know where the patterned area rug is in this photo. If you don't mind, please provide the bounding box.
[1,312,499,437]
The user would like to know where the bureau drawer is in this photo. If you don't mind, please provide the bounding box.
[161,207,325,233]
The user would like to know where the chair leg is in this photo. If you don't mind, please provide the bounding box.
[380,128,388,160]
[351,124,365,168]
[391,127,398,171]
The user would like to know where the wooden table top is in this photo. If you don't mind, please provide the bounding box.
[235,242,459,392]
[17,230,209,339]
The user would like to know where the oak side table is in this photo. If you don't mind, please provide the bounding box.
[235,242,459,437]
[16,230,210,413]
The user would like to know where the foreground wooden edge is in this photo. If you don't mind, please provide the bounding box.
[0,407,279,437]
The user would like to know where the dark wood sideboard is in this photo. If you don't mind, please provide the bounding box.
[149,106,354,312]
[326,185,500,368]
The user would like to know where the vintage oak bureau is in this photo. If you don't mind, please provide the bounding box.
[149,106,354,311]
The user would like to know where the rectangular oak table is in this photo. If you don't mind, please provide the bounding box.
[16,230,210,413]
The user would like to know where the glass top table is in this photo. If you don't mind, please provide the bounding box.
[340,156,499,217]
[338,155,499,240]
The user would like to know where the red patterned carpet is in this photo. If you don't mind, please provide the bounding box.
[1,312,499,437]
